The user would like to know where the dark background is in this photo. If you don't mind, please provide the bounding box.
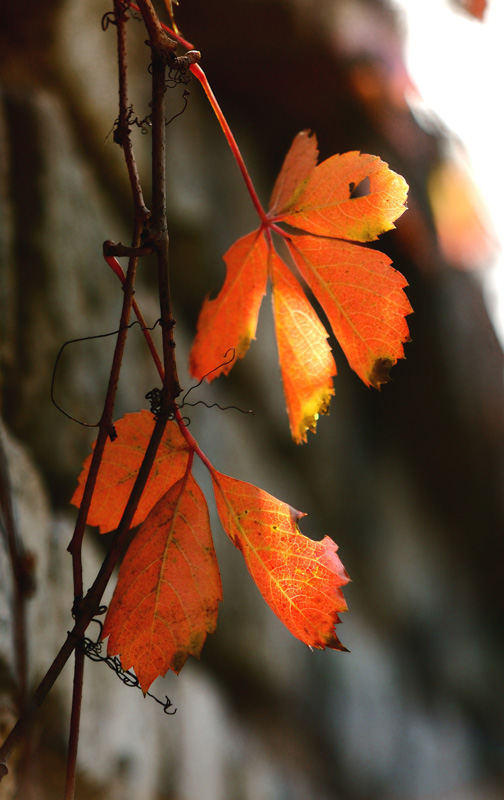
[1,0,503,798]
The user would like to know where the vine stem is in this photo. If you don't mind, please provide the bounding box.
[105,257,223,491]
[63,3,149,794]
[130,3,195,49]
[63,646,84,800]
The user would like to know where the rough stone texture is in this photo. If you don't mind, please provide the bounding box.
[1,0,504,798]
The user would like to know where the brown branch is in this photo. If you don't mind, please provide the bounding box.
[63,647,85,800]
[113,0,150,223]
[135,0,178,58]
[63,4,151,795]
[103,239,153,257]
[149,35,181,411]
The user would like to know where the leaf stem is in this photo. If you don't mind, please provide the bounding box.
[189,63,268,225]
[105,262,216,476]
[105,256,165,380]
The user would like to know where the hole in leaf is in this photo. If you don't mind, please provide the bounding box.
[349,176,371,199]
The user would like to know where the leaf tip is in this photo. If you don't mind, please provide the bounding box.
[294,386,335,444]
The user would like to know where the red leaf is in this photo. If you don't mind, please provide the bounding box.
[71,411,191,533]
[269,247,336,443]
[212,470,349,650]
[102,471,222,692]
[287,235,412,388]
[273,149,408,242]
[269,130,319,216]
[189,230,268,380]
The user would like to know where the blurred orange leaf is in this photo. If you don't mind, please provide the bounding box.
[212,470,349,650]
[71,411,191,533]
[102,471,222,692]
[453,0,487,21]
[428,157,497,270]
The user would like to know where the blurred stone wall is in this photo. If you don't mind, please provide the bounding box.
[1,0,503,798]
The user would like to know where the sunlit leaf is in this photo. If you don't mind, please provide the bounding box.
[287,235,412,388]
[269,247,335,442]
[269,129,319,216]
[212,470,349,650]
[71,411,191,533]
[189,230,268,380]
[275,150,408,241]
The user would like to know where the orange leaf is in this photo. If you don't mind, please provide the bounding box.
[189,230,268,381]
[427,158,497,270]
[274,148,408,242]
[269,247,336,443]
[71,411,191,533]
[102,472,222,691]
[269,130,319,216]
[212,470,349,650]
[287,235,412,388]
[454,0,486,20]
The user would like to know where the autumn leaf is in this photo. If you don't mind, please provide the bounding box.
[190,130,411,440]
[286,235,412,388]
[454,0,486,20]
[102,470,222,692]
[211,469,349,650]
[273,149,408,242]
[269,129,319,216]
[427,157,496,270]
[269,247,336,442]
[71,410,191,533]
[189,230,269,380]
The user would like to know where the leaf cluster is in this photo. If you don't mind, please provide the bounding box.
[72,132,410,691]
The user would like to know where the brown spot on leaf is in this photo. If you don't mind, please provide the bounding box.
[369,357,394,388]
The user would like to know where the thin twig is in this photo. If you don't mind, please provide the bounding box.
[63,3,149,795]
[148,13,181,411]
[113,0,150,223]
[63,647,84,800]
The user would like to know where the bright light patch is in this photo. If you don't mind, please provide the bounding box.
[391,0,504,347]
